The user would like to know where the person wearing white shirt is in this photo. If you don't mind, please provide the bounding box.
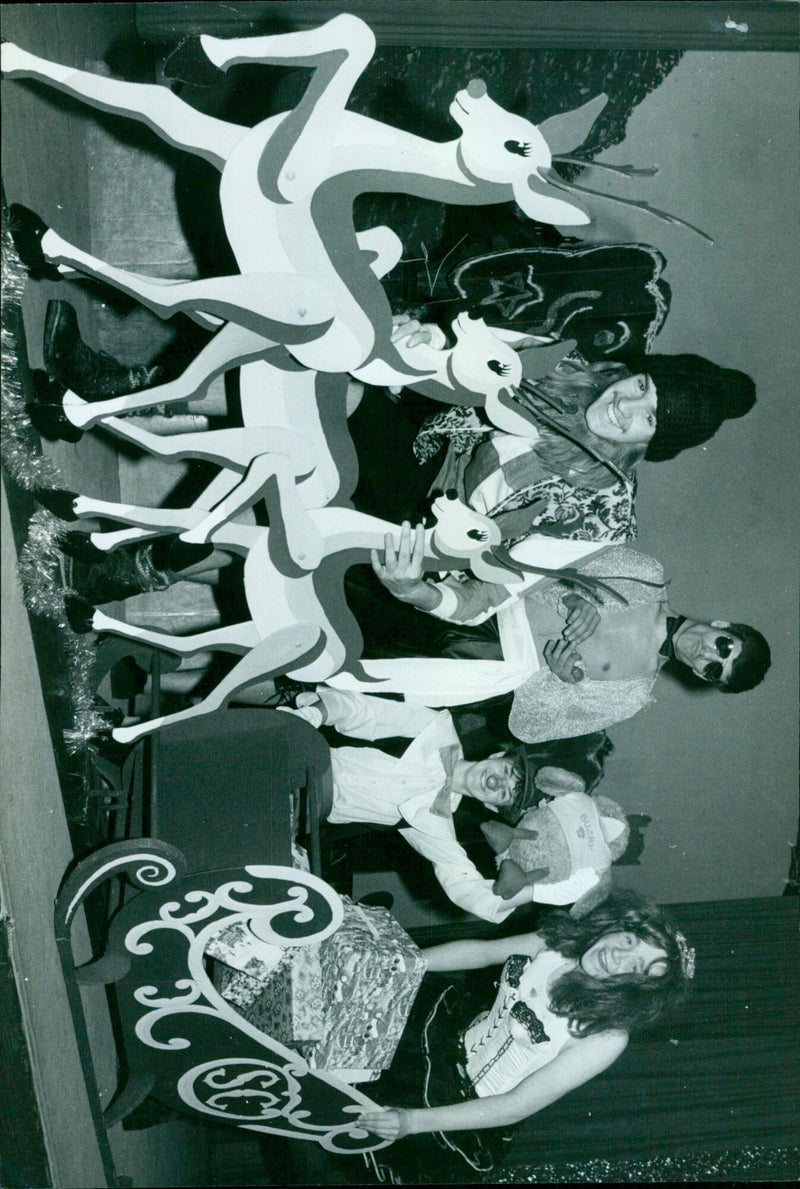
[281,687,600,924]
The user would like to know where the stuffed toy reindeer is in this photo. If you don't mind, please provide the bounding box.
[481,766,631,917]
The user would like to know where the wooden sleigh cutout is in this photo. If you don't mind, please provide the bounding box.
[55,838,392,1179]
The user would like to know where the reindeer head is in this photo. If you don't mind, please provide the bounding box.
[428,492,525,584]
[403,313,530,407]
[449,80,608,227]
[447,312,529,401]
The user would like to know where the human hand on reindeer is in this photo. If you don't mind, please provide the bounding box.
[543,637,585,684]
[370,520,443,612]
[387,313,448,396]
[561,592,601,645]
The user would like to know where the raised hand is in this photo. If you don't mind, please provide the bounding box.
[370,520,427,600]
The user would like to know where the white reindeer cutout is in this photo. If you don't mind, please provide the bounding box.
[3,15,609,433]
[63,492,579,742]
[82,357,356,559]
[69,311,556,566]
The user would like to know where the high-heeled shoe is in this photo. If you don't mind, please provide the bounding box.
[43,299,164,399]
[8,203,62,281]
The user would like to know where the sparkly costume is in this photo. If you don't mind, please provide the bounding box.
[371,945,576,1177]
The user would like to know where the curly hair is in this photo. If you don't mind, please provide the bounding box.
[537,890,691,1037]
[515,355,648,490]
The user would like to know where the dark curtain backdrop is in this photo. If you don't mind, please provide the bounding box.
[134,6,682,292]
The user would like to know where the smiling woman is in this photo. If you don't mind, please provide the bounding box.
[513,347,755,485]
[584,373,658,445]
[580,930,669,978]
[358,890,693,1180]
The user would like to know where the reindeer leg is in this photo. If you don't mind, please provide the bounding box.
[1,42,245,168]
[64,322,269,428]
[97,417,261,471]
[39,228,334,352]
[85,470,250,554]
[111,623,323,743]
[356,226,404,280]
[91,611,261,657]
[88,526,162,553]
[204,15,375,205]
[180,445,320,553]
[73,495,202,535]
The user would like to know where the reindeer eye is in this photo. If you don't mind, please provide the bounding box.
[488,359,510,376]
[504,140,531,157]
[467,528,489,541]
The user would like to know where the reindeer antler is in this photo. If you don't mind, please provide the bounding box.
[488,543,630,606]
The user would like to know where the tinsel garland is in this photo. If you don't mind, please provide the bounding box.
[489,1144,800,1183]
[2,216,108,751]
[15,510,111,753]
[0,221,61,490]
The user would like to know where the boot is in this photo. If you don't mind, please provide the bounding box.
[7,203,62,281]
[33,487,78,520]
[27,371,84,443]
[64,593,97,634]
[59,531,109,564]
[43,299,163,399]
[68,536,213,604]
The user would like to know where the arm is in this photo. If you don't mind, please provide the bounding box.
[422,931,546,973]
[398,824,539,924]
[368,519,520,625]
[370,521,445,614]
[360,1029,628,1140]
[305,688,440,740]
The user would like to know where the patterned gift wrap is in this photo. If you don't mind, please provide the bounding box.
[208,900,426,1069]
[312,897,427,1071]
[209,921,324,1046]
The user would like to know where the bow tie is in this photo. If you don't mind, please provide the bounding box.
[430,744,462,819]
[659,614,687,661]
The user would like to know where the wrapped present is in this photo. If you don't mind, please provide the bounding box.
[209,921,324,1045]
[207,899,425,1069]
[313,897,427,1072]
[205,919,286,981]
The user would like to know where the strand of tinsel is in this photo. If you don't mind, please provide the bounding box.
[489,1144,800,1183]
[0,221,61,490]
[15,509,110,751]
[2,217,109,753]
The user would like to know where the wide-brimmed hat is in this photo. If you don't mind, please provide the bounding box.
[626,353,756,462]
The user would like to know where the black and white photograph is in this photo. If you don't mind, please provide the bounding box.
[1,3,798,1185]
